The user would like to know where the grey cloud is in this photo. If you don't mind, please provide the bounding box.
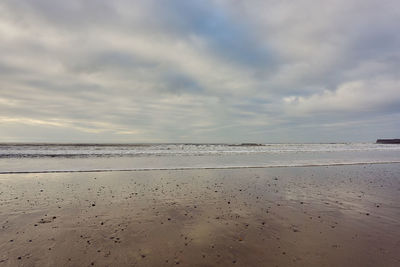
[0,0,399,142]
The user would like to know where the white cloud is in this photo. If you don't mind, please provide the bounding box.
[284,78,400,114]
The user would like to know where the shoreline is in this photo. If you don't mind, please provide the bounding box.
[1,160,400,175]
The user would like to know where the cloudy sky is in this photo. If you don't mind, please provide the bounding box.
[1,0,399,143]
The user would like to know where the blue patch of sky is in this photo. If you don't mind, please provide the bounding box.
[160,0,275,69]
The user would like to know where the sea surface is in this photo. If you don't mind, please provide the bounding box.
[0,143,399,173]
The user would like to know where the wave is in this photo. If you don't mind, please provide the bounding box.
[1,145,400,158]
[0,149,382,158]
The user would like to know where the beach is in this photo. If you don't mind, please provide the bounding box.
[1,163,399,266]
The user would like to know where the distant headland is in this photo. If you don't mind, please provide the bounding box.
[376,139,400,144]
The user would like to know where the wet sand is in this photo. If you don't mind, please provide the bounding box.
[0,164,399,266]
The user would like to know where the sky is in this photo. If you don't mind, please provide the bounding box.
[0,0,399,143]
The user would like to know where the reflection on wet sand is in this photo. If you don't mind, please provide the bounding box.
[0,164,399,266]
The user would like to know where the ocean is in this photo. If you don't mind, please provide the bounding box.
[0,143,399,174]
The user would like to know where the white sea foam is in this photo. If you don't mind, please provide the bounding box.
[1,143,399,158]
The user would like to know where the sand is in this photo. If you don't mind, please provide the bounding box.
[0,164,399,266]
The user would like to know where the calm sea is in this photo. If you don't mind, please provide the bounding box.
[0,143,399,173]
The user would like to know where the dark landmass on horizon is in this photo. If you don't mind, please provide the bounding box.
[376,139,400,144]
